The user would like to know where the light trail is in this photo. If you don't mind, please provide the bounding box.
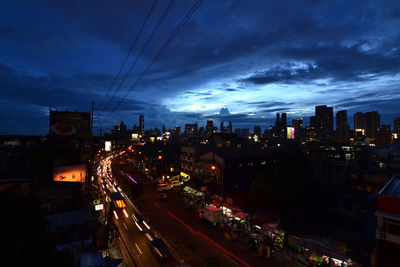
[168,211,251,267]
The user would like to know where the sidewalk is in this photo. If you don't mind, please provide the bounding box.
[102,236,126,267]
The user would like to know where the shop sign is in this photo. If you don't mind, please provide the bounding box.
[95,204,104,211]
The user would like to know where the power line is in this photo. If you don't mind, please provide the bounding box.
[99,0,175,119]
[108,0,203,116]
[97,0,159,113]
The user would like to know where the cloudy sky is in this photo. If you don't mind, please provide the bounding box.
[1,0,399,135]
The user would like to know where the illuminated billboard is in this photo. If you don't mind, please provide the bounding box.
[50,110,90,138]
[287,127,295,139]
[53,164,86,182]
[105,141,112,151]
[131,133,139,140]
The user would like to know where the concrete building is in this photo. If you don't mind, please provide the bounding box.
[315,105,333,141]
[336,110,350,143]
[374,176,400,266]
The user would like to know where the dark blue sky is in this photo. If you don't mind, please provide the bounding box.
[1,0,399,135]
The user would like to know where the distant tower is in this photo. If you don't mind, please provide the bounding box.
[336,110,349,143]
[276,113,281,128]
[254,125,261,136]
[281,113,287,138]
[139,115,144,135]
[206,120,214,136]
[394,117,400,133]
[275,113,281,136]
[220,122,224,133]
[364,111,380,139]
[354,112,364,130]
[228,121,232,133]
[315,105,333,141]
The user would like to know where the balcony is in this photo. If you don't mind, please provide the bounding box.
[376,228,400,245]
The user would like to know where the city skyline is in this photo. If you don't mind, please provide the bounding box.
[1,0,400,134]
[111,106,400,133]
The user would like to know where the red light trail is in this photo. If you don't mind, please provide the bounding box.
[168,211,251,267]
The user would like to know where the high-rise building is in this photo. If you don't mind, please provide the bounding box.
[184,123,198,136]
[220,122,224,133]
[354,112,364,130]
[254,125,261,137]
[281,113,287,138]
[276,113,280,128]
[315,105,333,141]
[206,120,214,136]
[227,121,232,133]
[139,115,144,135]
[292,118,303,130]
[174,126,181,136]
[162,125,166,133]
[310,116,316,127]
[394,117,400,133]
[364,111,380,139]
[336,110,349,143]
[292,117,303,140]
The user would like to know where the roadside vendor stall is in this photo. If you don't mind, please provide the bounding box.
[262,223,285,249]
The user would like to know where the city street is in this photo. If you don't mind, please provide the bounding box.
[112,158,287,267]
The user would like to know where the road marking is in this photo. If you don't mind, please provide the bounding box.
[135,243,142,254]
[123,222,127,230]
[223,254,239,266]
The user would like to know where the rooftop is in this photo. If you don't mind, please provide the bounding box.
[379,176,400,197]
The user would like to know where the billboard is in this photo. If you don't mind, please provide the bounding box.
[287,127,295,139]
[53,164,87,182]
[50,110,90,138]
[105,141,112,151]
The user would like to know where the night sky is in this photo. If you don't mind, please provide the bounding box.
[1,0,400,135]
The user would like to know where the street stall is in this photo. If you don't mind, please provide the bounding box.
[262,223,285,249]
[221,201,235,217]
[181,186,205,210]
[294,237,352,266]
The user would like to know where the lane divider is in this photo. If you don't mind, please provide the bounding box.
[168,211,251,267]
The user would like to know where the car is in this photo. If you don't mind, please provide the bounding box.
[170,180,182,187]
[145,231,170,259]
[131,211,151,232]
[157,183,172,192]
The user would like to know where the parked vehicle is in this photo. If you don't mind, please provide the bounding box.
[203,206,223,226]
[157,183,172,192]
[170,180,182,187]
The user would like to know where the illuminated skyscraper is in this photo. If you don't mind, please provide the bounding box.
[292,118,303,130]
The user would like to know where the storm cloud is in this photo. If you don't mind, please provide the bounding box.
[1,0,399,134]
